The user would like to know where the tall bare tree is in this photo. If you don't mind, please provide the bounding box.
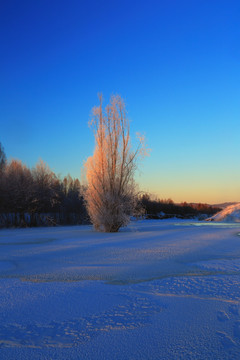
[84,95,146,232]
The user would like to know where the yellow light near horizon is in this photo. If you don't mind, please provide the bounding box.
[138,179,240,204]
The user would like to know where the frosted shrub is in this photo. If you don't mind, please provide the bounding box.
[84,95,146,232]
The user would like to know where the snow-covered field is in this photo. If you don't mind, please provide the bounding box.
[1,220,240,359]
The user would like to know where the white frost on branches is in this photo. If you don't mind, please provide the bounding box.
[84,94,146,232]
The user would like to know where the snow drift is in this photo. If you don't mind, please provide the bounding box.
[207,202,240,222]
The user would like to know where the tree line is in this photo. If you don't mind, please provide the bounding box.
[0,139,221,229]
[139,194,222,219]
[0,96,224,231]
[0,143,88,227]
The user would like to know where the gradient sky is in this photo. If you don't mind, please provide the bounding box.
[1,0,240,204]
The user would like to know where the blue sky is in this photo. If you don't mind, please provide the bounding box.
[1,0,240,203]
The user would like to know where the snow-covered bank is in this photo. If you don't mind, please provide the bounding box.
[1,220,240,359]
[207,202,240,222]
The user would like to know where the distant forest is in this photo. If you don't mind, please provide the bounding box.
[139,194,222,220]
[0,143,221,228]
[0,143,87,227]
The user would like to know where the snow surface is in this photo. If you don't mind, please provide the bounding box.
[1,220,240,359]
[208,202,240,222]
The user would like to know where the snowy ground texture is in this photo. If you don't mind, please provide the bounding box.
[1,220,240,359]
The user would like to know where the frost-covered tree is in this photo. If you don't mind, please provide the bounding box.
[85,95,146,232]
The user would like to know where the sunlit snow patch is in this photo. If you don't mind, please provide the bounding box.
[207,203,240,222]
[175,222,240,228]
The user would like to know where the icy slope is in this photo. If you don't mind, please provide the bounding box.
[207,202,240,222]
